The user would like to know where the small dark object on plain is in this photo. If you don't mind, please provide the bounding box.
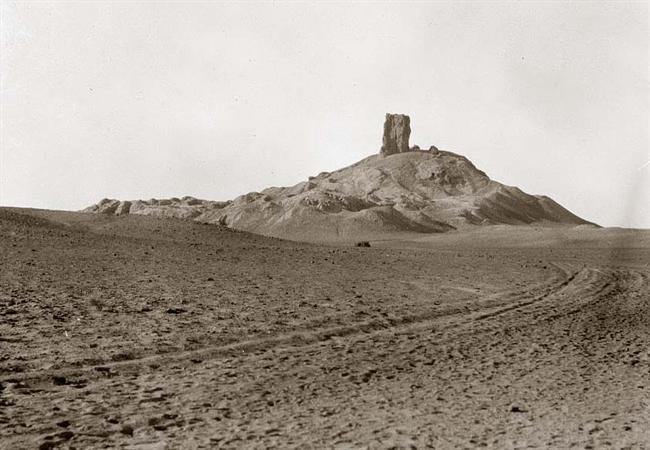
[56,431,74,441]
[356,241,371,248]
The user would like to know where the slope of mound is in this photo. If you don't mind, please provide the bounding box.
[84,150,592,241]
[2,207,284,248]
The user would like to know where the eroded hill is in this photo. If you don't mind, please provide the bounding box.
[85,149,591,241]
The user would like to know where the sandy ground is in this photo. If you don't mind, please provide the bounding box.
[1,208,649,449]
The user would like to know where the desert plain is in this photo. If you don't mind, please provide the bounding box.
[1,207,649,449]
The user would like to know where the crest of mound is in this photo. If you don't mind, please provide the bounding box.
[84,149,592,241]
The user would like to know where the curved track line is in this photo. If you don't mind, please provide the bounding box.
[0,264,579,387]
[13,262,646,390]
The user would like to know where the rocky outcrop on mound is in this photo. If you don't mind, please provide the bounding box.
[84,114,593,241]
[84,197,230,220]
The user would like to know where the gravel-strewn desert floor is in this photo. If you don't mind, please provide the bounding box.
[1,208,649,449]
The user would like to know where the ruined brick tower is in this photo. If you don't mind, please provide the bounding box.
[380,113,411,156]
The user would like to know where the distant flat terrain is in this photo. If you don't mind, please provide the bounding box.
[376,224,650,249]
[1,208,648,449]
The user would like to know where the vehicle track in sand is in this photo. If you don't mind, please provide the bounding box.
[0,263,575,388]
[3,261,647,449]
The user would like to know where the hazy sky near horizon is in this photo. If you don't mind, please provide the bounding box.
[1,1,648,228]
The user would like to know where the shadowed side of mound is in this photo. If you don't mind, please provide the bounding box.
[0,207,297,248]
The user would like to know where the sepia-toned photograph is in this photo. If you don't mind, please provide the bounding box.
[1,1,649,448]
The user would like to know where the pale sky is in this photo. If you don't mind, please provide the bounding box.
[1,1,648,228]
